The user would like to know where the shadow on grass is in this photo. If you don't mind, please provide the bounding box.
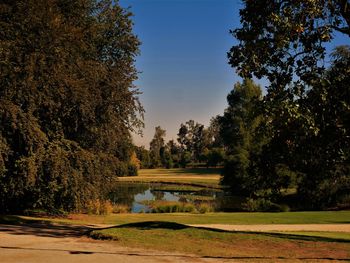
[101,221,350,244]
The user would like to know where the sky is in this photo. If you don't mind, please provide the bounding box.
[119,0,349,148]
[119,0,242,147]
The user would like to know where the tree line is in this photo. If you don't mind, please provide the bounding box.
[135,119,225,169]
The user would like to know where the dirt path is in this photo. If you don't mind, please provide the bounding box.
[1,222,349,263]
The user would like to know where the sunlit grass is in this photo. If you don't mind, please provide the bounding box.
[119,168,222,187]
[64,211,350,225]
[89,221,350,259]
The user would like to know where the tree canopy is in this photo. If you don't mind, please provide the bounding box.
[0,0,143,212]
[225,0,350,209]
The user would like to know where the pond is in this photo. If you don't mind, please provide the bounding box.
[108,182,244,213]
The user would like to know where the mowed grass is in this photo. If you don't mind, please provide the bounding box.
[67,211,350,225]
[2,211,350,228]
[118,168,222,188]
[90,221,350,260]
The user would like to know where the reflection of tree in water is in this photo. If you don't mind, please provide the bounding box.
[108,183,149,207]
[150,190,165,200]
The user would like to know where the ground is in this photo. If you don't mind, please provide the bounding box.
[1,168,349,262]
[1,217,350,262]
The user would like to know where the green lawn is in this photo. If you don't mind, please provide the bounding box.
[89,221,350,259]
[2,211,350,227]
[65,211,350,225]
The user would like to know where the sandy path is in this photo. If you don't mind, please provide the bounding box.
[189,224,350,233]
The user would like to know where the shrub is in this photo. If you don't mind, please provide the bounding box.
[115,162,128,177]
[112,204,131,213]
[197,202,214,213]
[86,199,113,215]
[147,201,196,213]
[242,198,286,212]
[127,163,138,176]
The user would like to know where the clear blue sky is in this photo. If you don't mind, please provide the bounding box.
[119,0,349,148]
[119,0,242,147]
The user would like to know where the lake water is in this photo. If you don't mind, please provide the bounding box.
[109,182,243,213]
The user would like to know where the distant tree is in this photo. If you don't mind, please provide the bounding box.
[207,116,224,148]
[166,140,181,167]
[149,126,166,168]
[177,120,207,164]
[135,146,151,169]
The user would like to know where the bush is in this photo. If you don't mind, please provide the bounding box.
[112,204,130,213]
[86,199,113,215]
[115,162,128,177]
[146,201,196,213]
[242,198,288,212]
[127,163,138,176]
[197,202,214,213]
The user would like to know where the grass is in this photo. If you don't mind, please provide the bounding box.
[89,221,350,260]
[2,213,350,260]
[279,231,350,242]
[151,184,221,192]
[66,210,350,225]
[2,210,350,226]
[119,168,222,188]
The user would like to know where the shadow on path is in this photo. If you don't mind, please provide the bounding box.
[1,245,349,261]
[0,222,90,238]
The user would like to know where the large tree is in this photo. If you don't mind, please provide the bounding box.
[0,0,143,212]
[228,0,350,208]
[219,79,265,195]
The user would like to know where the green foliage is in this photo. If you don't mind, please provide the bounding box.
[0,0,142,212]
[203,147,225,167]
[127,163,138,177]
[227,0,350,209]
[146,201,196,213]
[242,198,289,212]
[179,151,192,168]
[135,146,151,169]
[149,126,166,168]
[219,79,265,195]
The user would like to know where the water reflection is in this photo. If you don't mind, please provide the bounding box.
[109,182,243,213]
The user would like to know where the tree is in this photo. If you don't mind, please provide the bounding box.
[177,120,207,164]
[149,126,166,168]
[295,46,350,207]
[204,148,225,168]
[0,0,143,212]
[135,146,151,169]
[219,79,265,195]
[228,0,350,208]
[229,0,350,90]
